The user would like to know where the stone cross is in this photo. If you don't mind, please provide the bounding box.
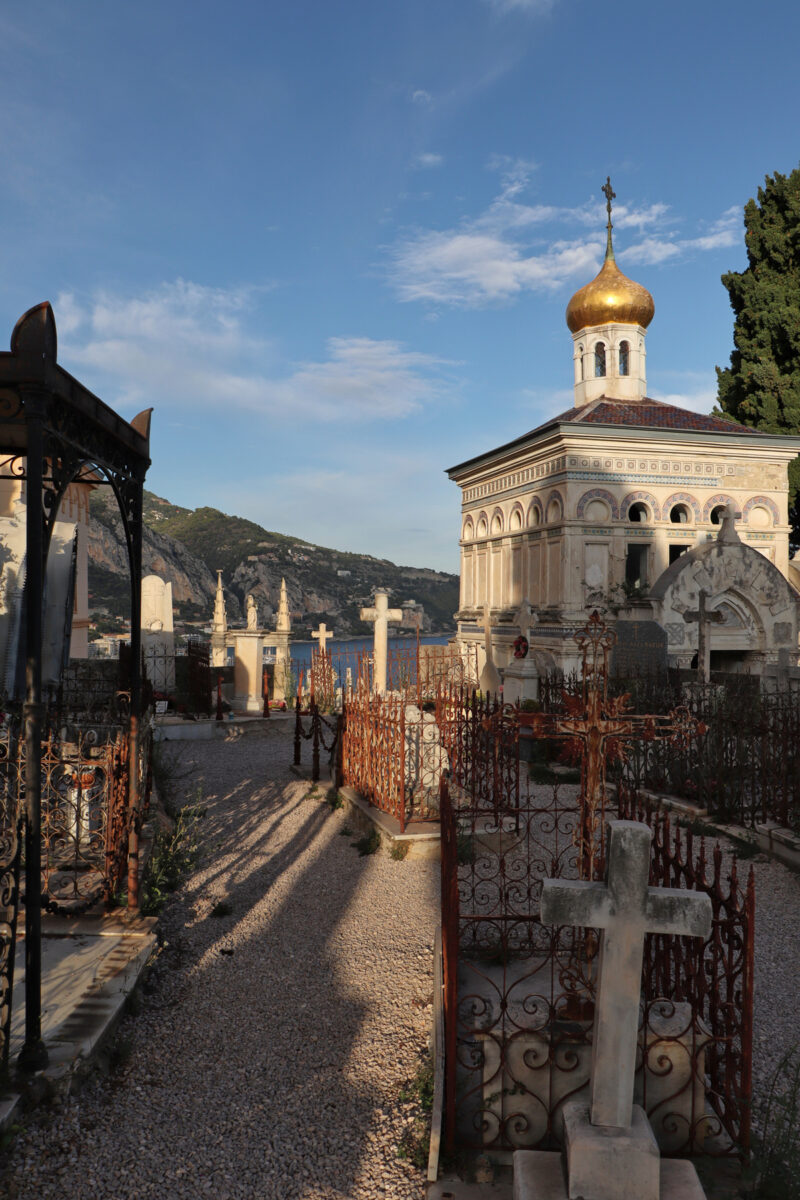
[540,819,712,1130]
[360,589,402,694]
[515,597,536,649]
[682,589,723,684]
[478,603,501,695]
[312,622,333,653]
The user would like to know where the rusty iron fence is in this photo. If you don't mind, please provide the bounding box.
[440,776,754,1159]
[540,668,800,833]
[0,715,152,916]
[335,684,518,833]
[296,641,478,709]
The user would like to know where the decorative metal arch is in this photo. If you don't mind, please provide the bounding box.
[576,488,619,521]
[0,302,151,1073]
[742,495,779,525]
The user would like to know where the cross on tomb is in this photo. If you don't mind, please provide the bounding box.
[682,589,724,685]
[541,818,712,1130]
[515,596,536,652]
[478,603,501,695]
[360,589,402,694]
[311,622,333,654]
[522,612,703,877]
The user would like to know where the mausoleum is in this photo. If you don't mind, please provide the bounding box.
[448,181,800,684]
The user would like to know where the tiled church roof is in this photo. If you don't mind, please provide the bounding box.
[545,396,754,434]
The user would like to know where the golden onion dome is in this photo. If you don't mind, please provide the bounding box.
[566,185,655,333]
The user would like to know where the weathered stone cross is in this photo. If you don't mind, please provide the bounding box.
[682,589,723,685]
[311,622,333,654]
[540,819,711,1130]
[360,589,402,694]
[478,603,501,694]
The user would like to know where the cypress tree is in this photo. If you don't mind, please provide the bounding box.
[716,167,800,549]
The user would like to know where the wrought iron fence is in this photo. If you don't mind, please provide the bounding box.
[0,816,22,1077]
[297,641,478,710]
[440,777,754,1159]
[540,669,800,832]
[0,719,152,914]
[336,684,517,832]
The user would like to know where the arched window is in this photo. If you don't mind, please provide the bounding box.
[670,504,690,524]
[709,505,726,525]
[578,345,584,381]
[594,342,606,378]
[628,502,649,523]
[619,340,629,376]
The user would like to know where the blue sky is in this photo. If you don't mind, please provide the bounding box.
[1,0,798,573]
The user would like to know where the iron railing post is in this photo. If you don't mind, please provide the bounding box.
[293,699,302,765]
[126,478,144,911]
[18,391,48,1073]
[311,701,320,782]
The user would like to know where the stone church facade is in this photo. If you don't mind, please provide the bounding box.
[448,190,800,686]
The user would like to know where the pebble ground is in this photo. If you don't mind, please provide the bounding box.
[3,722,437,1200]
[2,726,797,1198]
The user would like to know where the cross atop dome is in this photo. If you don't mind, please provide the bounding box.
[566,178,655,407]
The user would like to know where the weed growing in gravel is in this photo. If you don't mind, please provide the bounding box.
[327,788,344,810]
[210,900,234,917]
[390,841,410,861]
[397,1056,434,1170]
[151,742,195,820]
[141,805,205,915]
[352,827,381,856]
[745,1045,800,1200]
[109,1033,134,1072]
[339,825,353,836]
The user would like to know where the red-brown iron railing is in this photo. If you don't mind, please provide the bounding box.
[440,777,754,1158]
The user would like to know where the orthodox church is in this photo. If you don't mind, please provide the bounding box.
[448,181,800,689]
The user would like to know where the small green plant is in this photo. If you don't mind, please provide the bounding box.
[397,1056,434,1169]
[109,1033,134,1072]
[141,804,204,915]
[210,900,234,917]
[352,827,381,856]
[339,825,352,836]
[390,840,410,861]
[326,788,344,810]
[745,1046,800,1199]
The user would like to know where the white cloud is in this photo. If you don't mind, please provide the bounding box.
[650,374,717,415]
[411,88,432,106]
[415,152,443,168]
[388,160,742,308]
[55,281,456,423]
[484,0,556,13]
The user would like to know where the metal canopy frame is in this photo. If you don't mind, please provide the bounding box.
[0,302,151,1072]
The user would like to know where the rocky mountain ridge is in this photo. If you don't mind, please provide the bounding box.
[88,490,459,637]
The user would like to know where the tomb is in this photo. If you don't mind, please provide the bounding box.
[514,818,711,1200]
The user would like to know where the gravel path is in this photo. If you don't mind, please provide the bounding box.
[3,723,438,1200]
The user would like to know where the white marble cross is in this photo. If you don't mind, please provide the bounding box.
[540,819,711,1129]
[312,622,333,653]
[360,589,402,694]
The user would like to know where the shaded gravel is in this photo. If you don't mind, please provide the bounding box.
[3,723,437,1199]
